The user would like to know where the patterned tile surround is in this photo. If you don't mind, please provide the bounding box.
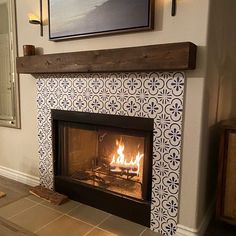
[36,72,185,236]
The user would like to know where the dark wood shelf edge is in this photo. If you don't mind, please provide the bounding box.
[16,42,197,74]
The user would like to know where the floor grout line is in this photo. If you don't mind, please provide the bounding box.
[83,226,97,236]
[95,226,118,236]
[7,202,41,220]
[36,202,72,214]
[64,214,96,228]
[32,200,81,215]
[139,227,147,235]
[95,214,111,227]
[25,196,45,204]
[65,203,82,215]
[34,214,64,233]
[83,214,113,236]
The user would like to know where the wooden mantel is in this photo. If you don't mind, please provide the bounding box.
[16,42,197,74]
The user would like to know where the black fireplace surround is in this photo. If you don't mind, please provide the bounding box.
[52,109,154,226]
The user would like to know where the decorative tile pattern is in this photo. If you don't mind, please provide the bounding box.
[36,72,185,236]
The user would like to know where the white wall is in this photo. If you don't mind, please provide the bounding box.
[0,0,212,231]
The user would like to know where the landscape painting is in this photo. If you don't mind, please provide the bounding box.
[48,0,154,40]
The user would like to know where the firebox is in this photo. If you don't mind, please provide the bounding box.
[52,109,153,226]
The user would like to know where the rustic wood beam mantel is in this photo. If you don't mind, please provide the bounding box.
[16,42,197,74]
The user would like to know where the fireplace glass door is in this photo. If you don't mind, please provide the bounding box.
[53,110,153,226]
[61,125,146,200]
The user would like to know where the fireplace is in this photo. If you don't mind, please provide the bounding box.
[18,42,195,235]
[35,71,186,234]
[52,109,154,226]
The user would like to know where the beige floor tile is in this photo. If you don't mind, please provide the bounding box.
[0,176,30,195]
[0,185,26,208]
[37,215,93,236]
[141,228,162,236]
[0,198,37,219]
[9,204,62,232]
[87,227,117,236]
[68,203,110,226]
[0,216,37,236]
[40,199,79,213]
[0,177,156,236]
[99,215,146,236]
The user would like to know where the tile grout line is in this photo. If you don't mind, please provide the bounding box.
[139,228,148,236]
[83,226,97,236]
[25,197,45,204]
[64,203,82,215]
[72,214,111,236]
[25,197,81,215]
[4,196,79,232]
[34,214,64,233]
[95,226,118,236]
[64,214,96,228]
[7,202,41,220]
[95,214,112,227]
[34,202,82,233]
[83,214,113,236]
[36,201,79,215]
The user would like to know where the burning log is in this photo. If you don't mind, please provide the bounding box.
[109,166,139,179]
[71,171,91,180]
[71,170,108,187]
[109,140,143,178]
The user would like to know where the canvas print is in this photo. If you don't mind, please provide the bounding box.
[48,0,153,40]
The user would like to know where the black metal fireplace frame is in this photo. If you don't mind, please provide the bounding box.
[52,109,153,226]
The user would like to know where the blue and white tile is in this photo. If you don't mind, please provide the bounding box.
[36,71,186,236]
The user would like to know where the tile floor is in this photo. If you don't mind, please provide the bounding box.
[0,176,161,236]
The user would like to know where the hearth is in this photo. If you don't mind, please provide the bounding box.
[52,109,154,226]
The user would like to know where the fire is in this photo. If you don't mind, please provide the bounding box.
[110,140,143,176]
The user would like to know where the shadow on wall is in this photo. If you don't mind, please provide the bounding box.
[217,54,236,120]
[186,45,207,78]
[195,92,220,228]
[195,0,236,228]
[155,0,164,31]
[208,0,236,121]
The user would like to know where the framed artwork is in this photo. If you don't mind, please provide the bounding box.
[48,0,154,40]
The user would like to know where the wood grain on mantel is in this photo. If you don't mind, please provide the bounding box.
[16,42,197,74]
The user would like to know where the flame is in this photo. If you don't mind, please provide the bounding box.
[110,140,143,176]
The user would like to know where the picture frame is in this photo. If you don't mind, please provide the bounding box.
[48,0,154,41]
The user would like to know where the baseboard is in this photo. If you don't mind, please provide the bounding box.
[0,165,40,186]
[176,225,199,236]
[176,202,214,236]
